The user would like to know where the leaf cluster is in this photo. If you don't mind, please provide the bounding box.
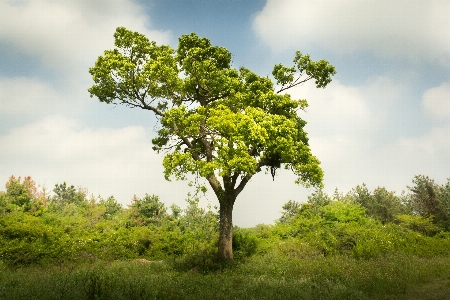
[88,28,337,198]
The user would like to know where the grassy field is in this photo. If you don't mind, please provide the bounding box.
[2,176,450,299]
[2,253,450,300]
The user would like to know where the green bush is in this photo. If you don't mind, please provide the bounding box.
[321,201,366,224]
[0,212,72,265]
[2,175,450,269]
[395,214,442,236]
[232,228,259,259]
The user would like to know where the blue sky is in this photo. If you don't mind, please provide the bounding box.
[0,0,449,227]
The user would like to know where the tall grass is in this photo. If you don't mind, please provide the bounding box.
[2,253,450,300]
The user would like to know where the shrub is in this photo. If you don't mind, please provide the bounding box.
[232,228,259,259]
[394,214,442,236]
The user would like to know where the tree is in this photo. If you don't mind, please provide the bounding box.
[279,200,302,223]
[407,175,449,229]
[51,182,86,206]
[350,184,405,224]
[180,196,219,256]
[438,178,450,229]
[128,194,167,225]
[99,196,122,220]
[2,176,44,213]
[88,27,336,260]
[408,175,441,218]
[308,189,332,207]
[371,187,405,224]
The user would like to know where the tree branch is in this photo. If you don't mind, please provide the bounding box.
[207,173,223,199]
[200,122,214,162]
[234,173,253,197]
[231,172,239,189]
[119,97,165,117]
[276,75,312,94]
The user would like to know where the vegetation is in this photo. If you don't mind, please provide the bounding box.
[88,27,336,260]
[1,174,450,299]
[2,254,450,300]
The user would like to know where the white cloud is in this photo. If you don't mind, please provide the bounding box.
[0,76,69,115]
[307,125,450,198]
[0,0,171,78]
[294,76,405,138]
[283,77,448,194]
[253,0,450,65]
[0,116,190,207]
[378,127,450,185]
[423,82,450,120]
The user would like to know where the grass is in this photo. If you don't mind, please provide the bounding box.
[1,253,450,300]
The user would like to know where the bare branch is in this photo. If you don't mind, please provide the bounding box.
[199,122,214,162]
[207,173,223,198]
[234,173,253,197]
[276,75,312,94]
[231,172,239,188]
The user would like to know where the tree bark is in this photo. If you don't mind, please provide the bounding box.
[217,190,235,261]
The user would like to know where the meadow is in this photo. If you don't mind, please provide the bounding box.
[2,251,450,299]
[1,175,450,299]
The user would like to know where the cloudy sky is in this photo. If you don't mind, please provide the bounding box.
[1,0,449,227]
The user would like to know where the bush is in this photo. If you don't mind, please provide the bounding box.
[0,212,71,265]
[232,228,259,259]
[394,214,442,236]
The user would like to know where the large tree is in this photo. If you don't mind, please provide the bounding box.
[88,27,336,260]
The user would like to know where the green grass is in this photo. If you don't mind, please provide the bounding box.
[2,253,450,300]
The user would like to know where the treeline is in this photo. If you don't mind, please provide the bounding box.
[281,174,450,232]
[0,175,449,267]
[273,175,450,259]
[0,176,218,266]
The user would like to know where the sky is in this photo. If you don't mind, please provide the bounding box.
[0,0,449,227]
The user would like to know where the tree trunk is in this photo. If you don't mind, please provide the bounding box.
[218,192,235,261]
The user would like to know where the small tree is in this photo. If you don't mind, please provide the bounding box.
[407,175,450,229]
[3,176,44,213]
[88,27,336,260]
[438,178,450,229]
[350,184,405,224]
[308,189,332,207]
[279,200,302,223]
[180,196,219,257]
[371,187,404,224]
[408,175,442,218]
[51,182,86,206]
[128,194,167,225]
[99,196,122,220]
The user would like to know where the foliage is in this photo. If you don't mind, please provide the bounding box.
[127,194,167,226]
[87,28,334,188]
[172,196,219,268]
[321,201,366,224]
[278,200,302,223]
[232,227,259,259]
[51,182,86,206]
[0,191,6,215]
[88,27,336,260]
[349,184,405,224]
[0,176,47,214]
[98,196,122,220]
[0,177,222,266]
[394,214,442,236]
[273,185,450,258]
[2,254,450,300]
[307,188,332,207]
[1,174,450,269]
[407,175,450,229]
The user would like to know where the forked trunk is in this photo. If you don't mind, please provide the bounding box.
[218,192,235,261]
